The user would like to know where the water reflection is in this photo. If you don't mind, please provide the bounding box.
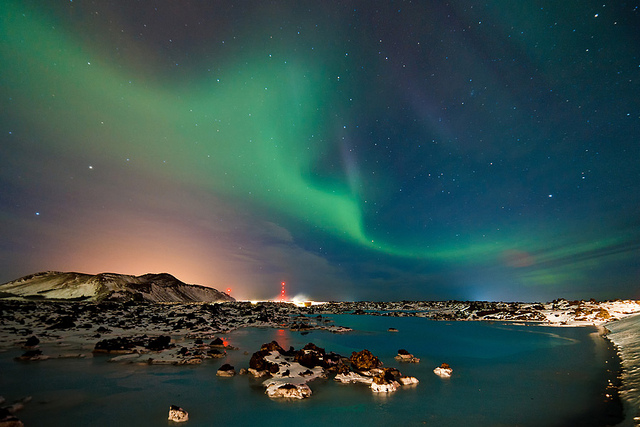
[274,328,290,350]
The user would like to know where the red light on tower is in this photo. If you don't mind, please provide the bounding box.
[226,288,231,297]
[280,281,286,302]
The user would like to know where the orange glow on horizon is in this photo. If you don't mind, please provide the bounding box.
[38,211,262,299]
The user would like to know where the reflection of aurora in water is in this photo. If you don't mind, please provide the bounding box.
[1,1,639,301]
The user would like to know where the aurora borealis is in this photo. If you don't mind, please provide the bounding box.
[1,1,639,301]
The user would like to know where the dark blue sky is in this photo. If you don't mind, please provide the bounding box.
[1,1,639,301]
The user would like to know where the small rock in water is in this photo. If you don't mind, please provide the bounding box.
[266,383,312,399]
[433,363,453,378]
[399,376,419,386]
[334,371,373,384]
[168,405,188,423]
[207,348,225,359]
[24,336,39,348]
[210,337,225,347]
[0,407,24,427]
[370,376,399,393]
[248,367,269,377]
[394,349,420,363]
[216,363,236,377]
[0,395,32,427]
[16,349,49,361]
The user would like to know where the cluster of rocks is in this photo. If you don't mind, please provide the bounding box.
[15,336,46,362]
[13,335,84,362]
[93,335,173,354]
[245,341,419,398]
[324,300,550,321]
[245,341,328,398]
[3,298,638,347]
[0,396,31,427]
[308,299,640,325]
[0,300,352,342]
[335,349,419,393]
[92,335,232,365]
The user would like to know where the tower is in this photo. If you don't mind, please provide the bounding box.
[280,281,286,302]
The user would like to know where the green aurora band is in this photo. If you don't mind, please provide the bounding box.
[2,2,638,293]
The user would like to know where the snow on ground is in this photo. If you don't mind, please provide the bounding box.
[538,300,640,326]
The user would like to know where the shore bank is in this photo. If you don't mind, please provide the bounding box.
[605,314,640,427]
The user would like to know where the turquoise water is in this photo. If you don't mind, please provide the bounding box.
[1,315,617,426]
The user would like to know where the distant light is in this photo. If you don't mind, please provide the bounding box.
[548,194,553,198]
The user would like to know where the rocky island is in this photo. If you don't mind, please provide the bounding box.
[245,341,418,398]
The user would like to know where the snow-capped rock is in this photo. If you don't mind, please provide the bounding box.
[434,363,453,378]
[265,383,312,399]
[394,349,420,363]
[334,371,373,384]
[399,376,419,386]
[168,405,188,422]
[370,378,399,393]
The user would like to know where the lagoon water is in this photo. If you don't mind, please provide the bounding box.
[2,315,621,426]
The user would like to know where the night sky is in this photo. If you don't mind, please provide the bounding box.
[1,1,639,301]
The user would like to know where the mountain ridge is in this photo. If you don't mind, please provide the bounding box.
[0,271,234,303]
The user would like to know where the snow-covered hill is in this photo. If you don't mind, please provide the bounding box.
[0,271,234,303]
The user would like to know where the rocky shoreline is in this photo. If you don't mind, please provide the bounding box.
[604,314,640,427]
[1,298,639,425]
[317,299,640,325]
[2,298,638,337]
